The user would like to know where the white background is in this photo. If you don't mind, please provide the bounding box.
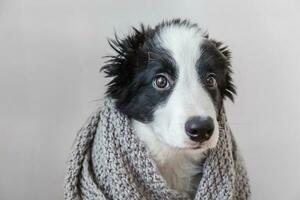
[1,0,300,199]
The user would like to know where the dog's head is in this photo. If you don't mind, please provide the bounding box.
[102,19,236,150]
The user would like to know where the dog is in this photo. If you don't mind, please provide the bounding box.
[101,19,236,197]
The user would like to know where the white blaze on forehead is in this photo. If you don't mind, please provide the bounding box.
[157,25,203,69]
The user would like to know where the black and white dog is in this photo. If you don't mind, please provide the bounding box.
[101,19,236,196]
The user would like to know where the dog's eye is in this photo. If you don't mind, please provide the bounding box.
[205,73,217,89]
[153,74,170,90]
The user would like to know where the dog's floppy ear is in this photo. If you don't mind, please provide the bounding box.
[101,25,149,101]
[209,39,237,102]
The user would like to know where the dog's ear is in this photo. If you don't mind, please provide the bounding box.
[209,39,237,102]
[101,25,149,101]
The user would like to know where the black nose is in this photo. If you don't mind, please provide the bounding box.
[185,116,215,142]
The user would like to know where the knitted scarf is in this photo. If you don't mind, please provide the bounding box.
[64,98,251,200]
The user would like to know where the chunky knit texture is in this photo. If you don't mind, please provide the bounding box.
[64,98,251,200]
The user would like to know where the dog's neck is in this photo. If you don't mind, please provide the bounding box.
[132,120,206,196]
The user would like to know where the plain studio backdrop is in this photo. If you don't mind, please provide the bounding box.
[1,0,300,199]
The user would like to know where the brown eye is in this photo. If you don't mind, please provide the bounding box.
[205,73,217,88]
[153,74,170,90]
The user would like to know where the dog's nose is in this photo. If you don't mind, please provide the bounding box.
[185,116,214,142]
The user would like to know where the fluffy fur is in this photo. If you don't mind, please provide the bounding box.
[101,19,236,197]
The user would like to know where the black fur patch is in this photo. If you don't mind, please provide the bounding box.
[198,39,236,115]
[101,24,177,122]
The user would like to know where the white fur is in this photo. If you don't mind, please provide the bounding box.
[132,25,219,196]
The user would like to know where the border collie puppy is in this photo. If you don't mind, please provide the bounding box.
[101,19,236,197]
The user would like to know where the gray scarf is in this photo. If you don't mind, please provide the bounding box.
[64,98,250,200]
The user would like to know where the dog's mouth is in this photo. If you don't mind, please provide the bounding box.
[190,145,202,150]
[184,139,201,146]
[183,139,216,150]
[182,141,203,150]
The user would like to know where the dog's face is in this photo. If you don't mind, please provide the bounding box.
[102,19,235,150]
